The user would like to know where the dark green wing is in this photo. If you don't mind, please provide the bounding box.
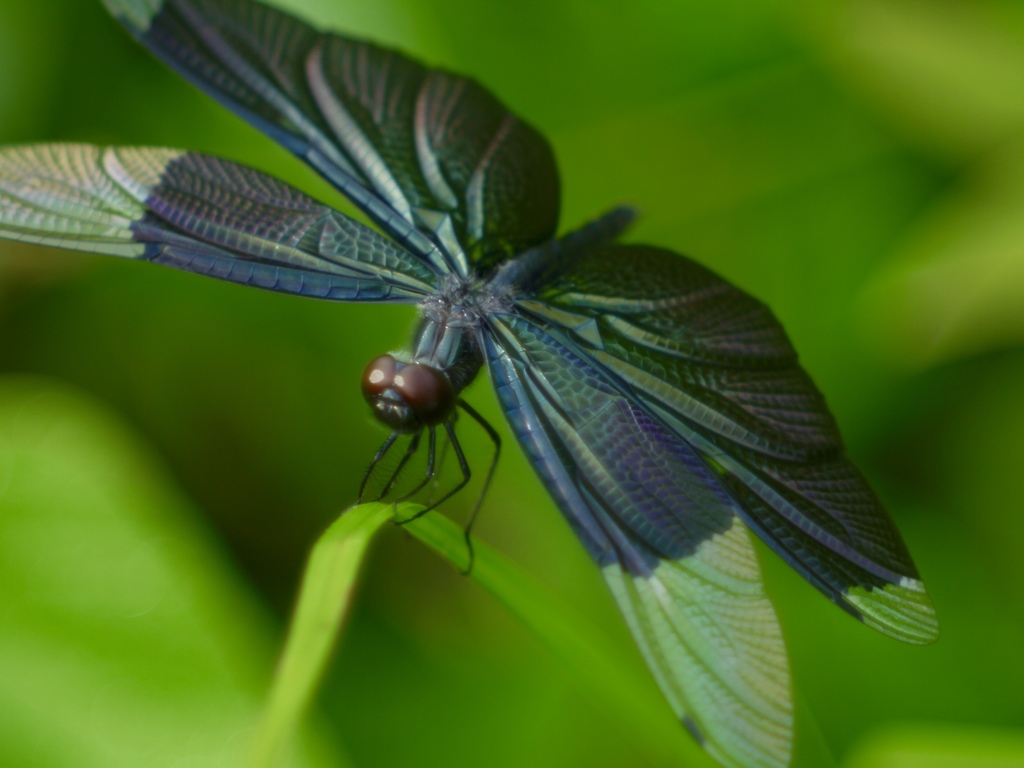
[0,143,436,301]
[519,243,939,644]
[103,0,561,276]
[484,311,793,768]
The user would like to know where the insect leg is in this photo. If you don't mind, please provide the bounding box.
[426,424,451,506]
[432,421,472,512]
[380,430,423,498]
[395,421,471,527]
[396,426,437,505]
[455,399,501,574]
[359,431,399,502]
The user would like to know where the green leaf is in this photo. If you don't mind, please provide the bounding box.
[253,496,840,767]
[250,499,706,767]
[0,377,345,768]
[246,503,392,768]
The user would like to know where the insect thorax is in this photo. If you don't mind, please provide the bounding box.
[413,281,491,396]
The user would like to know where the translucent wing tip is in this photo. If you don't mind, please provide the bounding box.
[0,144,152,257]
[102,0,163,33]
[602,519,795,768]
[847,578,940,645]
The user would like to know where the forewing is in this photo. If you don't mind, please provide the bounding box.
[485,313,793,768]
[0,143,436,301]
[103,0,561,275]
[523,244,938,643]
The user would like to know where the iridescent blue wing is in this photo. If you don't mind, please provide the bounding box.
[0,144,437,301]
[103,0,561,277]
[517,243,939,644]
[484,311,793,768]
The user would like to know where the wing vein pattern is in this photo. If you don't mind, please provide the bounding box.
[520,243,938,645]
[485,311,793,768]
[104,0,561,276]
[0,143,436,301]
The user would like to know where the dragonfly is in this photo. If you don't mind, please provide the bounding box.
[0,2,938,766]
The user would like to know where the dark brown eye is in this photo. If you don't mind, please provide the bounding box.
[393,364,455,426]
[361,354,397,402]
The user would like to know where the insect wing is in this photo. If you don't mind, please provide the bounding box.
[103,0,561,276]
[523,244,939,643]
[0,144,437,301]
[484,312,793,768]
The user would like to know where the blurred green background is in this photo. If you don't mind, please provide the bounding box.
[1,1,1024,766]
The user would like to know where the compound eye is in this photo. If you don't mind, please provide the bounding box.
[361,354,397,402]
[393,364,455,426]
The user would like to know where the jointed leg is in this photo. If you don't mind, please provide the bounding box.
[456,399,501,574]
[395,421,471,526]
[380,431,422,498]
[426,426,451,507]
[359,431,399,502]
[391,405,503,574]
[396,427,437,505]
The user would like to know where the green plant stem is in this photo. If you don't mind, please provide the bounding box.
[243,502,392,768]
